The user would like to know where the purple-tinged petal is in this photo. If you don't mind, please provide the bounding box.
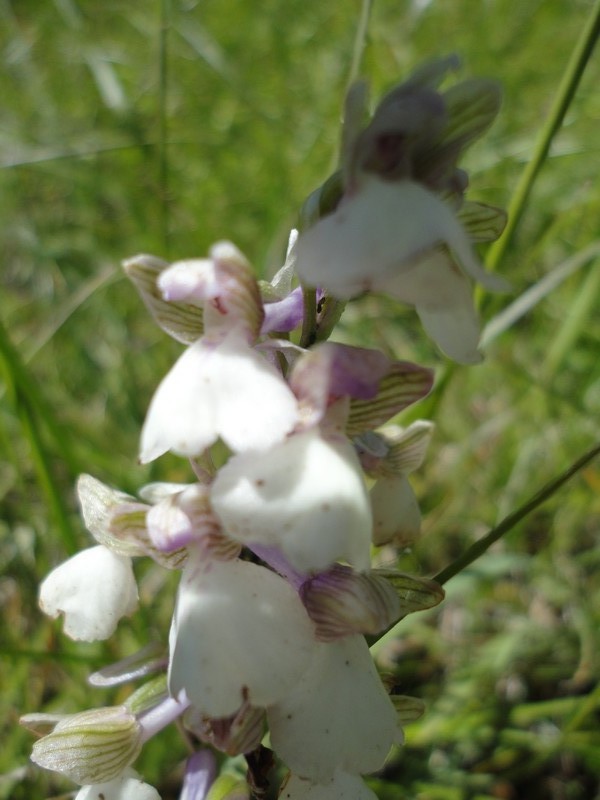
[179,751,217,800]
[146,486,240,561]
[158,242,264,341]
[328,344,390,399]
[88,643,167,687]
[261,286,305,333]
[291,342,390,402]
[346,361,434,437]
[300,564,401,640]
[289,343,391,429]
[138,695,190,743]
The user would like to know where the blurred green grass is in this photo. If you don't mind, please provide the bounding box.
[1,1,599,798]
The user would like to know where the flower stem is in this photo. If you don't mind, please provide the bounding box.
[299,285,318,347]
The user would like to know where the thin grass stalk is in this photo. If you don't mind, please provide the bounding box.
[542,256,600,378]
[16,397,78,554]
[485,0,600,274]
[0,320,80,476]
[370,441,600,652]
[346,0,373,91]
[0,321,78,553]
[159,0,171,256]
[432,440,600,585]
[428,4,600,421]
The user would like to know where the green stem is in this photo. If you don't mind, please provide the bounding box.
[433,441,600,585]
[486,0,600,273]
[299,286,318,348]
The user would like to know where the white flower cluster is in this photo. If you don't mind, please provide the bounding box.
[24,57,506,800]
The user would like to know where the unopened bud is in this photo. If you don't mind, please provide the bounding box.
[390,694,426,725]
[29,706,142,785]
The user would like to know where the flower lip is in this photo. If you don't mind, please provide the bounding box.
[168,558,317,718]
[139,330,299,463]
[39,546,138,642]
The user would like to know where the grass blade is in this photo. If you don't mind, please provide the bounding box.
[485,0,600,273]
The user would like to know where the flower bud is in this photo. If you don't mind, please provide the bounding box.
[206,773,250,800]
[373,569,445,616]
[390,695,426,725]
[77,474,147,557]
[29,706,142,785]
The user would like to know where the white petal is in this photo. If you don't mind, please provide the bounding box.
[370,475,421,547]
[268,636,398,783]
[417,302,482,364]
[211,335,299,452]
[39,546,138,642]
[211,429,372,573]
[140,334,298,462]
[382,250,483,363]
[295,177,506,363]
[140,339,218,462]
[281,771,378,800]
[75,769,161,800]
[168,559,316,718]
[296,177,501,297]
